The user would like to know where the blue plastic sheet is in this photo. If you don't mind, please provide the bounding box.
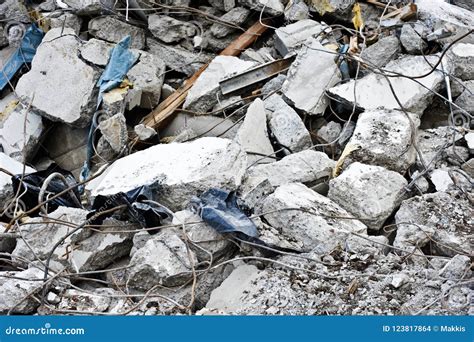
[0,24,43,91]
[96,35,138,106]
[191,188,259,238]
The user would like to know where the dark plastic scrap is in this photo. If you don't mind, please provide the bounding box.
[11,165,81,214]
[0,24,44,91]
[189,188,259,238]
[89,186,172,229]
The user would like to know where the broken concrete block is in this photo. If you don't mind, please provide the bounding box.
[98,113,128,154]
[128,229,197,289]
[149,15,197,43]
[80,38,114,67]
[134,124,157,141]
[173,210,231,262]
[274,19,327,56]
[183,56,255,113]
[0,0,30,22]
[429,168,456,192]
[148,38,213,76]
[88,16,145,50]
[259,183,367,252]
[417,0,474,45]
[0,152,35,206]
[127,51,166,109]
[394,191,472,257]
[416,127,468,169]
[360,36,401,73]
[12,207,90,270]
[263,94,312,154]
[0,224,16,253]
[307,0,355,16]
[245,150,335,189]
[461,158,474,178]
[15,28,100,127]
[0,268,45,314]
[328,162,408,230]
[346,109,420,173]
[261,74,286,95]
[211,7,250,38]
[438,254,471,280]
[87,137,247,210]
[328,55,449,114]
[63,0,114,15]
[284,0,309,21]
[282,38,341,116]
[209,0,235,11]
[205,264,261,313]
[239,0,284,15]
[449,43,474,80]
[49,13,82,34]
[454,80,474,115]
[235,99,274,166]
[57,289,116,313]
[70,219,133,272]
[317,121,342,144]
[0,103,43,162]
[400,23,427,55]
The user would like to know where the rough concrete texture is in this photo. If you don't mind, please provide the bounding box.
[328,55,449,114]
[282,38,341,115]
[172,210,232,262]
[239,0,284,15]
[63,0,115,15]
[360,36,401,73]
[346,109,420,173]
[448,43,474,80]
[263,94,312,154]
[15,28,100,127]
[80,38,114,67]
[394,191,473,257]
[128,229,197,289]
[235,99,274,165]
[245,150,335,189]
[274,19,328,56]
[0,104,43,162]
[184,56,255,113]
[258,183,367,253]
[400,23,427,54]
[0,268,45,314]
[49,13,82,34]
[454,80,474,115]
[88,16,145,49]
[328,162,408,230]
[148,38,214,76]
[149,15,197,43]
[211,7,250,38]
[98,113,128,153]
[87,138,247,210]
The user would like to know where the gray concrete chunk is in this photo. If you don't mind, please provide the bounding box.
[282,38,341,116]
[275,19,328,56]
[15,28,100,127]
[149,15,197,43]
[88,16,145,50]
[328,162,408,230]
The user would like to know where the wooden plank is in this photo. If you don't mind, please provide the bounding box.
[136,20,270,139]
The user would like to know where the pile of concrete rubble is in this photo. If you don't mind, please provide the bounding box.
[0,0,472,315]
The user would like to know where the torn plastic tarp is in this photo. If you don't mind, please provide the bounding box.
[189,188,258,238]
[96,35,138,107]
[11,165,82,214]
[88,186,172,229]
[0,24,44,91]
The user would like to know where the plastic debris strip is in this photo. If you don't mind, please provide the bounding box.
[96,35,138,107]
[338,44,351,82]
[189,188,259,238]
[88,186,172,229]
[11,165,82,214]
[0,24,44,91]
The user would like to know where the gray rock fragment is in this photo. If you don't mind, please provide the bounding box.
[15,28,100,127]
[235,99,274,165]
[0,268,45,314]
[98,113,128,153]
[328,162,408,230]
[449,43,474,80]
[211,7,250,38]
[360,36,401,74]
[238,0,284,15]
[400,23,427,55]
[394,191,473,257]
[274,19,328,56]
[282,38,341,115]
[454,80,474,115]
[148,15,197,43]
[80,38,114,67]
[259,183,367,252]
[49,13,82,34]
[347,109,420,173]
[88,16,145,49]
[64,0,115,15]
[128,229,197,289]
[284,0,309,21]
[263,94,312,154]
[438,254,471,280]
